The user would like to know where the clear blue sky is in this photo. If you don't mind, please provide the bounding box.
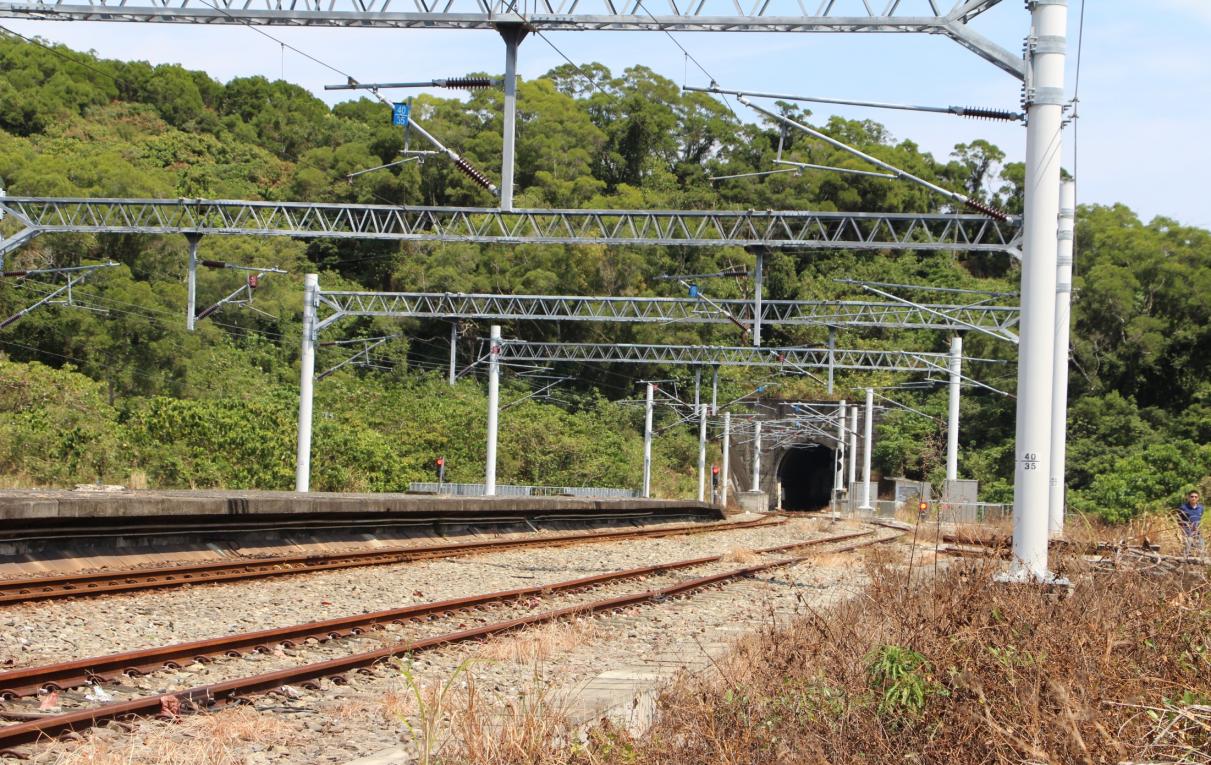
[7,0,1209,227]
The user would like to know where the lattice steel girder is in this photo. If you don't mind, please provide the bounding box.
[496,340,978,372]
[317,290,1019,335]
[0,198,1022,252]
[0,1,1024,77]
[0,0,998,28]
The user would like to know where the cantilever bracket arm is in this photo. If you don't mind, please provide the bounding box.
[915,355,1013,398]
[0,228,41,271]
[316,335,395,380]
[0,261,119,330]
[738,96,1011,221]
[860,284,1019,344]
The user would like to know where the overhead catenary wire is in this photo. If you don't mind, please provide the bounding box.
[736,95,1011,222]
[529,30,609,97]
[325,77,500,91]
[772,159,896,180]
[191,0,496,195]
[0,24,976,420]
[631,0,739,120]
[1072,0,1087,183]
[684,84,1023,123]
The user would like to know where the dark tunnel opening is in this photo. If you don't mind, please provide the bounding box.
[777,444,837,511]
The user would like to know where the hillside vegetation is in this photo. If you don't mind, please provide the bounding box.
[0,35,1208,519]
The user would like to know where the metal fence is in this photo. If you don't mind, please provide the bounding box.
[832,491,1010,525]
[408,482,638,499]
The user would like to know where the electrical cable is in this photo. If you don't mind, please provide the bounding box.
[529,30,609,97]
[190,0,495,194]
[632,0,739,120]
[1072,0,1086,185]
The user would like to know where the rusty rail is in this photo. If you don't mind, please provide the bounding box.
[0,517,783,605]
[0,530,899,751]
[0,529,873,699]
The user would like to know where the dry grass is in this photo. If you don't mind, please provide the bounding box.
[721,547,760,564]
[437,542,1209,765]
[447,671,575,765]
[375,660,575,765]
[476,619,599,664]
[1065,511,1205,556]
[0,471,40,489]
[127,470,148,491]
[567,553,1211,765]
[43,706,298,765]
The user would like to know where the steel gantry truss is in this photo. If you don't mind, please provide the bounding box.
[0,1,1022,77]
[494,340,979,373]
[315,290,1020,338]
[1,0,1068,580]
[0,198,1022,260]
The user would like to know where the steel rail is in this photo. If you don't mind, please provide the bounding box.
[0,530,900,751]
[0,517,782,605]
[0,528,875,700]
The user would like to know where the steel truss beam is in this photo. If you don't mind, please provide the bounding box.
[0,1,1020,77]
[0,0,999,28]
[496,340,986,373]
[317,289,1019,337]
[0,198,1022,253]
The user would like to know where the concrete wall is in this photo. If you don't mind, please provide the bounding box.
[0,489,719,524]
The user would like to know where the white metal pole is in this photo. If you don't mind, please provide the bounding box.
[1012,0,1068,580]
[849,405,858,500]
[697,403,708,503]
[295,273,318,492]
[498,26,526,211]
[1049,179,1076,537]
[827,327,836,395]
[642,382,654,498]
[694,367,701,411]
[835,400,846,492]
[860,387,874,511]
[946,334,963,484]
[448,321,458,386]
[486,325,501,495]
[752,420,762,493]
[711,366,719,415]
[722,411,731,507]
[752,250,764,347]
[186,234,200,331]
[834,400,846,519]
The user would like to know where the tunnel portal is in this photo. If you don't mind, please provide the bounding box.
[777,444,837,511]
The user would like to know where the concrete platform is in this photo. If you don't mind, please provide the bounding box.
[0,490,723,572]
[0,489,716,523]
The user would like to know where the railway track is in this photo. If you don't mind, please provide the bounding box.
[0,527,901,752]
[0,516,783,606]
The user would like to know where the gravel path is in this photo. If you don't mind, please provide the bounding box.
[17,529,903,765]
[0,517,825,669]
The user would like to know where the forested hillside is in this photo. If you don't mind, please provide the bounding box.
[0,35,1207,520]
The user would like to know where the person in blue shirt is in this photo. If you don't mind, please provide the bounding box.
[1177,490,1205,557]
